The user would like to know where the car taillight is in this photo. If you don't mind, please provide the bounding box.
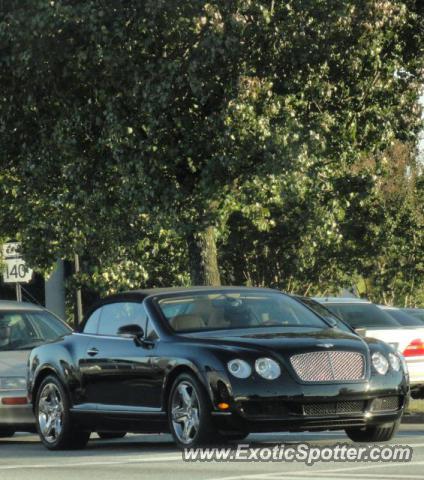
[403,339,424,357]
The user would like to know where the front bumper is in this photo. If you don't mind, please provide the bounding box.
[211,396,406,433]
[0,389,34,428]
[206,369,409,433]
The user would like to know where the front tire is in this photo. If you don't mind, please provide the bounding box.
[345,419,400,442]
[35,375,90,450]
[168,373,216,448]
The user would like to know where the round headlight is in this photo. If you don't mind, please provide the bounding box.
[372,352,389,375]
[227,359,251,379]
[255,357,281,380]
[388,353,400,372]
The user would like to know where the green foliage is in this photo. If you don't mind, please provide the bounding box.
[73,229,190,296]
[220,142,424,306]
[355,145,424,306]
[0,1,423,303]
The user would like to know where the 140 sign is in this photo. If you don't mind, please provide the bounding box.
[3,259,33,283]
[2,242,33,284]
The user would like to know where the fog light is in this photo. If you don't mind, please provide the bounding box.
[218,402,230,410]
[370,396,400,412]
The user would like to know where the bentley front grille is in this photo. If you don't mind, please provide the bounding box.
[290,351,365,382]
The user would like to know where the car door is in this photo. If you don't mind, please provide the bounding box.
[81,301,161,411]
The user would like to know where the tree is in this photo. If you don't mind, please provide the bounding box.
[219,140,424,305]
[1,0,423,290]
[353,143,424,306]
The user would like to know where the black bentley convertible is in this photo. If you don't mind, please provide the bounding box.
[28,287,409,450]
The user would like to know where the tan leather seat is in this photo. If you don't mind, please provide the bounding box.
[207,310,229,328]
[170,314,206,331]
[190,298,228,328]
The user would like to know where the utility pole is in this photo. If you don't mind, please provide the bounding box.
[74,253,83,327]
[45,260,66,319]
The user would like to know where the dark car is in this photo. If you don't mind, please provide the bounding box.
[380,306,423,327]
[28,287,408,450]
[403,308,424,323]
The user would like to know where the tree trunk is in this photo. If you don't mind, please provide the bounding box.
[187,226,221,286]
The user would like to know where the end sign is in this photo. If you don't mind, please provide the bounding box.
[2,242,33,284]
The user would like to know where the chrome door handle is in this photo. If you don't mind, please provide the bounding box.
[87,347,99,357]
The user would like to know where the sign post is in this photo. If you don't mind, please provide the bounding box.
[2,242,33,301]
[15,283,22,302]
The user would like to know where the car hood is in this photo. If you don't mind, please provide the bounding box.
[0,350,29,376]
[184,327,369,355]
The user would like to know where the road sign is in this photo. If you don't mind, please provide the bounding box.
[2,242,33,284]
[3,258,33,283]
[2,242,21,260]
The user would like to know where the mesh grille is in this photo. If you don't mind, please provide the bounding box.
[371,396,400,412]
[307,419,366,428]
[290,351,365,382]
[240,401,289,417]
[337,400,366,413]
[304,401,365,416]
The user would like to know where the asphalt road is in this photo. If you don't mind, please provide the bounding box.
[1,424,424,480]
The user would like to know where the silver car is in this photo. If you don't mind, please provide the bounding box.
[0,301,72,437]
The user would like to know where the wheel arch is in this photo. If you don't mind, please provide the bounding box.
[162,364,213,412]
[31,366,64,411]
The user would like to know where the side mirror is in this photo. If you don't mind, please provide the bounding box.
[117,324,144,339]
[354,327,367,337]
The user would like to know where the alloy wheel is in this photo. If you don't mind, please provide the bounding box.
[38,383,64,444]
[171,381,201,445]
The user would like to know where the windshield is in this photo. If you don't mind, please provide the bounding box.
[323,303,401,329]
[0,310,71,351]
[157,291,330,332]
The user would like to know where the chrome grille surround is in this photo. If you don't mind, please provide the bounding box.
[290,351,365,382]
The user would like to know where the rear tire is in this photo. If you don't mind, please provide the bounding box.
[97,432,126,440]
[0,429,15,438]
[345,419,400,442]
[35,375,90,450]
